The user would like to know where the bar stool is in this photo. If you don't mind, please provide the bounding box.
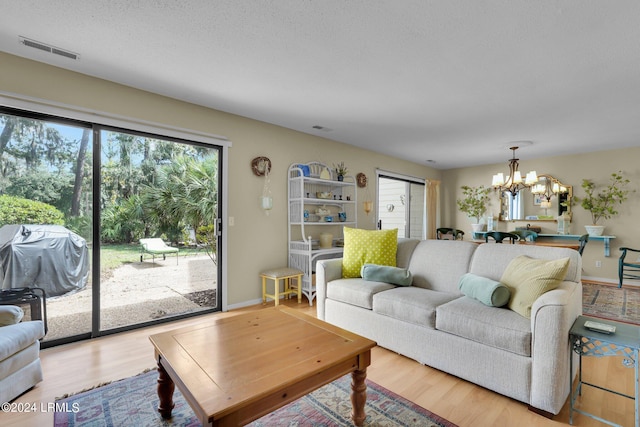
[260,267,303,306]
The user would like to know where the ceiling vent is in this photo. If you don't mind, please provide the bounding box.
[19,36,79,60]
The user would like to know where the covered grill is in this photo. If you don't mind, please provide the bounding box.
[0,224,89,297]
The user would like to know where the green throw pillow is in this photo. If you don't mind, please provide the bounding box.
[342,228,398,278]
[500,255,570,318]
[458,273,510,307]
[361,263,412,286]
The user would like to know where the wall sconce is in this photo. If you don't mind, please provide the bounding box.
[357,173,373,215]
[260,195,273,211]
[363,201,373,215]
[252,156,273,215]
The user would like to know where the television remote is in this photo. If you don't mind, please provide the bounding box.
[584,320,616,334]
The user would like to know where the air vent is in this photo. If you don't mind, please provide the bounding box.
[19,36,79,60]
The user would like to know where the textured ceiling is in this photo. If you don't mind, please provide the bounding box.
[1,1,639,169]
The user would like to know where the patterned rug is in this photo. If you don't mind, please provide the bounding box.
[582,282,640,325]
[53,370,456,427]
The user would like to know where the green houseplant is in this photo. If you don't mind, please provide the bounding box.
[575,171,631,236]
[333,162,348,181]
[456,185,491,235]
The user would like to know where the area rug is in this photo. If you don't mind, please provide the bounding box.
[53,369,456,427]
[582,282,640,326]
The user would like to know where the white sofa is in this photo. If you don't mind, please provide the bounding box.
[0,305,45,403]
[316,239,582,415]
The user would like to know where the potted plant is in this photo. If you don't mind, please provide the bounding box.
[575,171,631,236]
[333,162,348,181]
[456,185,491,237]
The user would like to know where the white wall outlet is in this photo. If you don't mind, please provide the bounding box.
[228,216,235,226]
[595,260,602,268]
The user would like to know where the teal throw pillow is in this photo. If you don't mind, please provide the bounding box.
[361,263,412,287]
[458,273,511,307]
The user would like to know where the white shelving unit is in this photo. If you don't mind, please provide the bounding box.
[288,162,357,305]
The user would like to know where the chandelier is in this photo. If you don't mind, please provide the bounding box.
[491,146,538,197]
[531,177,568,203]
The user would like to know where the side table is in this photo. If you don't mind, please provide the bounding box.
[260,267,303,306]
[569,315,639,427]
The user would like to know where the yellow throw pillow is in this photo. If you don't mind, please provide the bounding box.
[501,255,570,318]
[342,228,398,278]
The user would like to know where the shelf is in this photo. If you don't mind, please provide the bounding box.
[537,234,616,256]
[288,161,357,306]
[291,221,356,226]
[288,197,355,205]
[290,176,355,186]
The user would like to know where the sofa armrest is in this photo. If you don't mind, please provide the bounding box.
[529,280,582,414]
[315,258,343,320]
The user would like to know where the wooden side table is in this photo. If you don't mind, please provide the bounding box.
[261,267,303,306]
[569,315,639,427]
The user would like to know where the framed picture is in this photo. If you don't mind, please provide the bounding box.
[533,195,542,206]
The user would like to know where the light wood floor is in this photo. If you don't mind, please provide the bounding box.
[1,299,635,427]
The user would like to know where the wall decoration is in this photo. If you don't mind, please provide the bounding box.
[251,156,271,176]
[356,173,368,188]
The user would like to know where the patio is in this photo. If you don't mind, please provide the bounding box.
[42,253,217,341]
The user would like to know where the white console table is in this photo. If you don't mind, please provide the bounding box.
[538,234,616,256]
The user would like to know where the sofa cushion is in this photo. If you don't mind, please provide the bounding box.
[326,278,396,310]
[406,240,477,293]
[342,228,398,278]
[501,255,570,318]
[361,264,413,286]
[458,273,510,307]
[436,297,532,357]
[372,287,460,328]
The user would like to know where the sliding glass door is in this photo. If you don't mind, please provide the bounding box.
[377,172,425,239]
[98,128,220,332]
[0,108,222,345]
[0,111,94,341]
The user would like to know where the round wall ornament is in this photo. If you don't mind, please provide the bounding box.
[356,172,368,188]
[251,156,272,176]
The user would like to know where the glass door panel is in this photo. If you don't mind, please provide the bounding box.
[98,129,220,331]
[377,175,425,239]
[0,112,93,342]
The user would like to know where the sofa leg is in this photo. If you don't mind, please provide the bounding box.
[528,405,554,419]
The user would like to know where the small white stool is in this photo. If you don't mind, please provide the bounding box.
[260,267,303,306]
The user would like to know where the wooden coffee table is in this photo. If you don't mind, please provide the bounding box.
[149,306,376,426]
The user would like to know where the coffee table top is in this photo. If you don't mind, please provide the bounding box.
[149,306,376,424]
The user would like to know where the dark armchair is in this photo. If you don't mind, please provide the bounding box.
[511,230,538,242]
[619,247,640,288]
[484,231,518,244]
[436,228,465,240]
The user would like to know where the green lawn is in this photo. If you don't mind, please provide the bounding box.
[100,243,206,270]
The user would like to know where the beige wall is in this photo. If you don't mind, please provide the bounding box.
[442,148,640,283]
[0,52,439,307]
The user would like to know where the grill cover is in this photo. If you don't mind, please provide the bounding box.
[0,224,89,297]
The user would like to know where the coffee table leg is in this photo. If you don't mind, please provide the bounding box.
[157,361,175,419]
[350,369,367,426]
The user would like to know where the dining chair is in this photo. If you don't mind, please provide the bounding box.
[511,230,538,242]
[618,247,640,288]
[484,231,518,244]
[436,228,465,240]
[577,234,589,256]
